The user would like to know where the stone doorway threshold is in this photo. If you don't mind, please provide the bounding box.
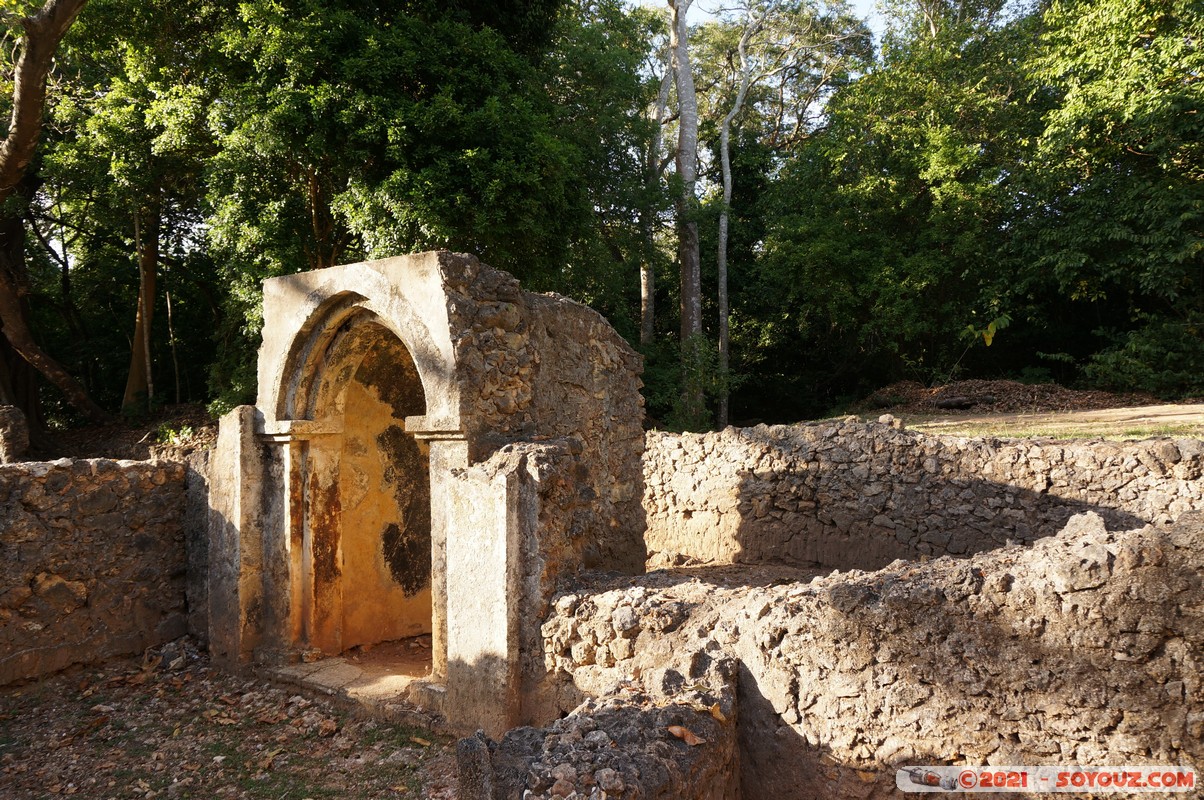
[264,636,447,731]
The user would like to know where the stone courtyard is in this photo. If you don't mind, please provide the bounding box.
[1,252,1201,799]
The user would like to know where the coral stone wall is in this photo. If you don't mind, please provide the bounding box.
[644,419,1204,570]
[440,257,646,573]
[541,512,1204,800]
[0,459,187,685]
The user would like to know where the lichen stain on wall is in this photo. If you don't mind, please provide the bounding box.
[378,425,431,596]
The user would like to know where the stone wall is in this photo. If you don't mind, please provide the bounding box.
[541,511,1204,799]
[440,258,646,572]
[644,419,1204,570]
[0,459,188,685]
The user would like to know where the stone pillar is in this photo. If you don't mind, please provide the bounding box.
[445,461,523,736]
[418,432,468,683]
[257,419,343,658]
[207,406,265,667]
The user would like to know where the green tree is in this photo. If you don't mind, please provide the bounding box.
[695,0,869,425]
[541,0,667,334]
[203,0,577,407]
[40,0,219,413]
[746,0,1042,414]
[667,0,706,427]
[1015,0,1204,394]
[0,0,103,425]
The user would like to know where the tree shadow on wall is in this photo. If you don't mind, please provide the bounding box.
[735,515,1204,799]
[729,426,1149,572]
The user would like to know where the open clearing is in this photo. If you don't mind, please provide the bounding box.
[904,402,1204,440]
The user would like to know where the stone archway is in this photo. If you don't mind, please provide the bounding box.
[206,251,647,736]
[302,313,432,656]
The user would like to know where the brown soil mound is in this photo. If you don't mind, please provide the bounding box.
[37,403,218,462]
[853,380,1162,416]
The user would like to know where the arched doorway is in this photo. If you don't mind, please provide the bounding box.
[303,312,432,658]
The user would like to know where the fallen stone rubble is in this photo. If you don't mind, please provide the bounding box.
[458,656,739,800]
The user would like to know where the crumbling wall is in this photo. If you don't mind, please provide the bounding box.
[439,256,646,572]
[0,459,187,685]
[542,511,1204,799]
[644,419,1204,570]
[459,654,740,800]
[440,437,627,734]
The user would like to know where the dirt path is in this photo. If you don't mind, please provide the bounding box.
[905,403,1204,439]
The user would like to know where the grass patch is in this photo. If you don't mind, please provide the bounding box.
[237,770,346,799]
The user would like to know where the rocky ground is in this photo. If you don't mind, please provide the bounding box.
[0,640,458,800]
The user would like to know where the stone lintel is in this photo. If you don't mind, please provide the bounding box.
[405,415,466,442]
[257,419,343,442]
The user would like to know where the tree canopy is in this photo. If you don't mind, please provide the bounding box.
[0,0,1198,430]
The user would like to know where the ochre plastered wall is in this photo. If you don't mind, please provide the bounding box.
[338,354,431,648]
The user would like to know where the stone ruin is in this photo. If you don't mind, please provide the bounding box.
[204,251,645,734]
[2,250,1202,799]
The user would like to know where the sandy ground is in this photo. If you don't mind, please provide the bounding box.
[905,403,1204,439]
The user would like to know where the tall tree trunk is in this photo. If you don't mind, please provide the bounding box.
[669,0,705,426]
[716,12,760,429]
[166,287,181,404]
[0,0,102,424]
[0,195,45,434]
[122,205,158,412]
[0,0,89,206]
[0,209,104,423]
[716,134,732,428]
[640,70,672,347]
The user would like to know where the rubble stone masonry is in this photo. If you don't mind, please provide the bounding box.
[0,459,187,685]
[644,419,1204,570]
[540,511,1204,799]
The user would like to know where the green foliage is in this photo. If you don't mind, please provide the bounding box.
[200,0,670,403]
[747,10,1036,410]
[25,0,221,411]
[6,0,1201,426]
[638,337,684,428]
[732,0,1202,416]
[156,422,195,445]
[1084,313,1204,397]
[1012,0,1202,312]
[540,0,667,325]
[962,314,1010,348]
